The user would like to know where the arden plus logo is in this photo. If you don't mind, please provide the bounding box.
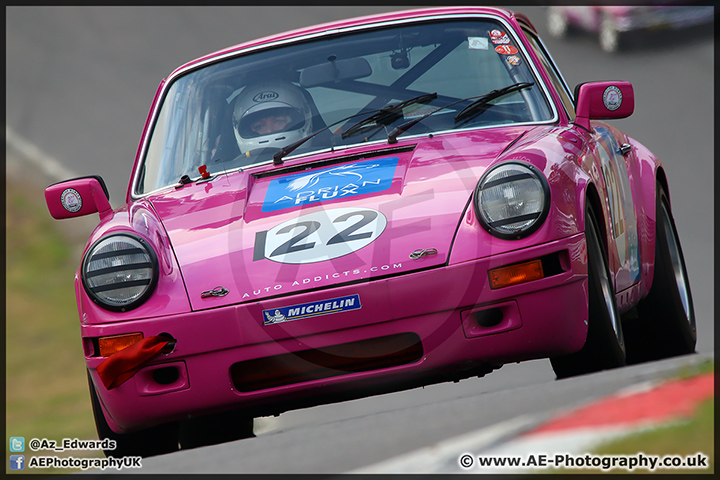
[262,157,399,212]
[263,294,361,325]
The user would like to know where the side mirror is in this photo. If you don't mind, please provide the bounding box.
[573,81,634,131]
[45,175,112,220]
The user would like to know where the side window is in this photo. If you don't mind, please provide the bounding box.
[522,28,576,121]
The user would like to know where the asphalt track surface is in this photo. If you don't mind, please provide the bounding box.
[6,5,714,474]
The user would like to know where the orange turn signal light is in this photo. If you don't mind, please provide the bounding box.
[489,259,544,289]
[98,333,144,357]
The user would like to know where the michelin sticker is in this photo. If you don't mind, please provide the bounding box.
[263,294,362,325]
[262,157,398,212]
[254,207,387,264]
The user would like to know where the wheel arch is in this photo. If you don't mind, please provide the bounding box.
[639,162,669,300]
[654,165,670,206]
[584,181,609,254]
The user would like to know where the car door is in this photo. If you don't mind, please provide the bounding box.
[589,123,642,291]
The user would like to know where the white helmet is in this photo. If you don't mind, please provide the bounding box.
[232,81,313,156]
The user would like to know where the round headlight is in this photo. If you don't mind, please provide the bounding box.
[82,233,159,311]
[474,162,550,239]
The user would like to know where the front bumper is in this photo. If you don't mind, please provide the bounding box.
[84,233,588,433]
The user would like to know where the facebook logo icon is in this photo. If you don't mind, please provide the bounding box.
[9,455,25,470]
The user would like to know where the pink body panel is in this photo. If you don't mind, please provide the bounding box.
[84,232,588,431]
[150,127,532,310]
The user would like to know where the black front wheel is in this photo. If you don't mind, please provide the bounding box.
[88,372,180,458]
[624,186,696,363]
[551,205,626,379]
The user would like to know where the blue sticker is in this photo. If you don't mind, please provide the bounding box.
[262,157,399,212]
[263,294,361,325]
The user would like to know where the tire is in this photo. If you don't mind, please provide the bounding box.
[551,205,626,379]
[623,186,696,363]
[88,372,180,458]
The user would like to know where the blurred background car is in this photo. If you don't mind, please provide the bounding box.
[546,5,714,53]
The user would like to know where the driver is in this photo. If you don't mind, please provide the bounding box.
[232,80,314,157]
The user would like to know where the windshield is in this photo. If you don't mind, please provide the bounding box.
[137,17,554,195]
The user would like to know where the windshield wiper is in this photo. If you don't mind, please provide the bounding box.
[454,82,534,124]
[387,82,535,144]
[340,92,438,140]
[273,85,531,164]
[272,92,437,165]
[272,110,380,166]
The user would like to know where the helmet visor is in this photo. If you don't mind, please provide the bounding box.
[237,107,306,139]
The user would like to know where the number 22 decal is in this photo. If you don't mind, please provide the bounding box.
[254,207,387,264]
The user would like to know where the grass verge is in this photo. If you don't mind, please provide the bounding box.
[6,179,100,474]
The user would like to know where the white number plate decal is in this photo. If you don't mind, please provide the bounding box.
[254,207,387,264]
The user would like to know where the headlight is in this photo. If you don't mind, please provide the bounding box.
[474,162,550,239]
[82,233,159,311]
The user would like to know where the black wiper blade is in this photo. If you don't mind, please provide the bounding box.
[272,112,365,166]
[272,108,395,166]
[387,83,535,144]
[387,107,443,145]
[454,82,534,123]
[272,122,332,166]
[272,92,437,166]
[340,92,438,140]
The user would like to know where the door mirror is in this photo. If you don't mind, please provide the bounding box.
[45,175,112,220]
[574,81,634,131]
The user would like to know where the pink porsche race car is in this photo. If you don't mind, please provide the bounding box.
[546,5,714,53]
[45,6,696,457]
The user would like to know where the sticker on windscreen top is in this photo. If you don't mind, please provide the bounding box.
[506,55,522,66]
[468,37,489,50]
[262,157,399,212]
[489,29,511,45]
[494,45,518,55]
[263,294,361,325]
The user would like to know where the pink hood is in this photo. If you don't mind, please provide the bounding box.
[148,128,531,310]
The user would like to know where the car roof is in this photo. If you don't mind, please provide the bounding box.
[168,6,536,78]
